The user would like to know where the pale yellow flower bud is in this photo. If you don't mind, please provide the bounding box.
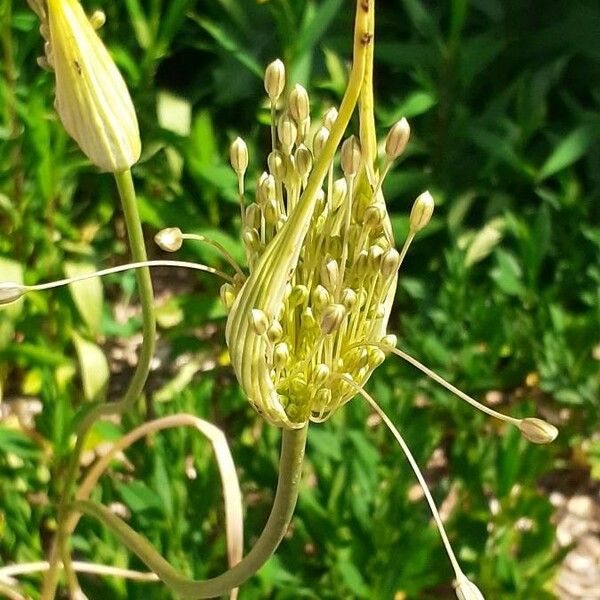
[41,0,141,172]
[267,321,283,343]
[518,417,558,444]
[320,304,346,335]
[409,191,434,234]
[250,309,269,336]
[264,59,285,102]
[154,227,183,252]
[381,248,401,278]
[455,577,485,600]
[230,137,248,176]
[295,145,313,179]
[332,178,348,210]
[320,258,339,290]
[89,10,106,30]
[313,126,329,159]
[268,150,286,179]
[289,84,310,123]
[273,343,290,369]
[341,288,357,311]
[0,282,26,305]
[277,113,297,152]
[323,106,338,130]
[385,117,411,160]
[341,135,361,178]
[220,283,236,311]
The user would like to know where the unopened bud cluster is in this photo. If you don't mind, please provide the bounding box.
[225,59,433,428]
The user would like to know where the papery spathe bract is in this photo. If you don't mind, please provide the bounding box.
[36,0,141,172]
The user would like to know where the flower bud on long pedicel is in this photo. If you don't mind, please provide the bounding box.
[155,227,183,252]
[518,417,558,444]
[381,248,401,278]
[323,106,338,130]
[264,59,285,102]
[89,10,106,29]
[220,283,236,311]
[289,84,310,123]
[230,137,248,176]
[455,577,485,600]
[385,117,411,160]
[321,258,339,290]
[37,0,141,172]
[313,126,330,159]
[320,304,346,335]
[250,309,269,336]
[341,135,361,178]
[409,191,435,234]
[0,282,26,305]
[268,150,286,179]
[278,114,297,153]
[332,178,348,210]
[295,145,313,179]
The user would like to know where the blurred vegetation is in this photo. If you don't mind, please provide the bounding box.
[0,0,599,598]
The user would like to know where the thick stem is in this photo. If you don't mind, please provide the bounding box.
[41,169,157,600]
[72,426,308,599]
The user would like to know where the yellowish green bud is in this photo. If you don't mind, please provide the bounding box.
[277,113,297,152]
[341,135,361,178]
[250,309,269,336]
[320,304,346,335]
[313,126,330,159]
[455,577,485,600]
[273,343,290,369]
[518,417,558,444]
[385,117,411,160]
[295,145,313,179]
[0,282,26,306]
[289,84,310,123]
[264,199,279,225]
[381,248,401,278]
[267,321,283,343]
[409,191,435,233]
[341,288,357,311]
[320,258,339,290]
[381,334,398,348]
[332,178,348,210]
[89,10,106,29]
[363,203,385,228]
[323,106,338,130]
[312,285,330,312]
[289,284,309,307]
[264,59,285,102]
[245,203,262,230]
[313,364,330,387]
[368,245,385,269]
[230,137,248,176]
[41,0,141,171]
[268,150,286,179]
[243,228,262,252]
[220,283,236,311]
[258,173,276,204]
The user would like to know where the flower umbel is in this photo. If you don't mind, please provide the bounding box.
[29,0,141,172]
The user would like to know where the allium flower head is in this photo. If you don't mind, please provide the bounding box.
[222,62,417,429]
[29,0,141,172]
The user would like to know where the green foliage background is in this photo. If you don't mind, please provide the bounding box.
[0,0,599,598]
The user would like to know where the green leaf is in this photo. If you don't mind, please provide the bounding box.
[538,126,594,180]
[64,261,103,335]
[116,480,165,514]
[72,332,109,401]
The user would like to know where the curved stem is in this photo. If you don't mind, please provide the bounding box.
[41,169,157,600]
[27,259,235,290]
[71,425,308,599]
[340,376,463,579]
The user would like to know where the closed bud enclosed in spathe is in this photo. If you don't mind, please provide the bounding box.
[34,0,141,172]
